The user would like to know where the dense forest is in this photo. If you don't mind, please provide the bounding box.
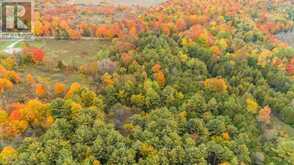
[0,0,294,164]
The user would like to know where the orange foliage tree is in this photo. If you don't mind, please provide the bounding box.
[67,28,81,40]
[152,64,166,87]
[258,106,271,124]
[121,52,133,65]
[95,25,113,38]
[54,82,66,96]
[35,84,47,98]
[1,100,52,138]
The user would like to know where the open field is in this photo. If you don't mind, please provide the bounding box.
[27,39,110,65]
[19,39,110,85]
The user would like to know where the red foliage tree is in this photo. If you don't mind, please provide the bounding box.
[286,63,294,75]
[24,48,45,63]
[9,110,22,121]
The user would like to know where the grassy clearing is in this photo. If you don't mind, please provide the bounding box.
[272,116,294,137]
[28,39,110,65]
[1,39,110,64]
[0,41,14,50]
[21,39,110,84]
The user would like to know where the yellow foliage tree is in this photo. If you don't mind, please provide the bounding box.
[0,78,13,93]
[0,146,17,163]
[66,82,81,98]
[139,143,156,157]
[131,94,145,107]
[257,49,272,67]
[246,98,259,114]
[93,160,101,165]
[204,78,228,93]
[178,51,188,63]
[34,20,43,36]
[181,37,193,47]
[1,57,16,70]
[0,100,52,138]
[219,162,231,165]
[3,71,20,83]
[0,108,8,123]
[20,99,50,128]
[41,115,54,129]
[102,73,114,87]
[71,102,82,114]
[17,120,29,131]
[217,38,229,50]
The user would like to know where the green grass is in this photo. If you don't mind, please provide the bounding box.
[27,39,110,65]
[0,41,14,50]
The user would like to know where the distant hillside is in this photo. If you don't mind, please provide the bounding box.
[59,0,166,6]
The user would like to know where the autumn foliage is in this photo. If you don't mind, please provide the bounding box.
[35,84,47,97]
[0,109,8,123]
[23,48,45,63]
[0,78,13,93]
[0,100,52,138]
[66,82,81,98]
[286,63,294,75]
[54,82,66,96]
[0,146,17,163]
[152,64,166,87]
[258,106,272,124]
[246,98,259,114]
[26,74,36,85]
[204,78,228,93]
[101,73,114,87]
